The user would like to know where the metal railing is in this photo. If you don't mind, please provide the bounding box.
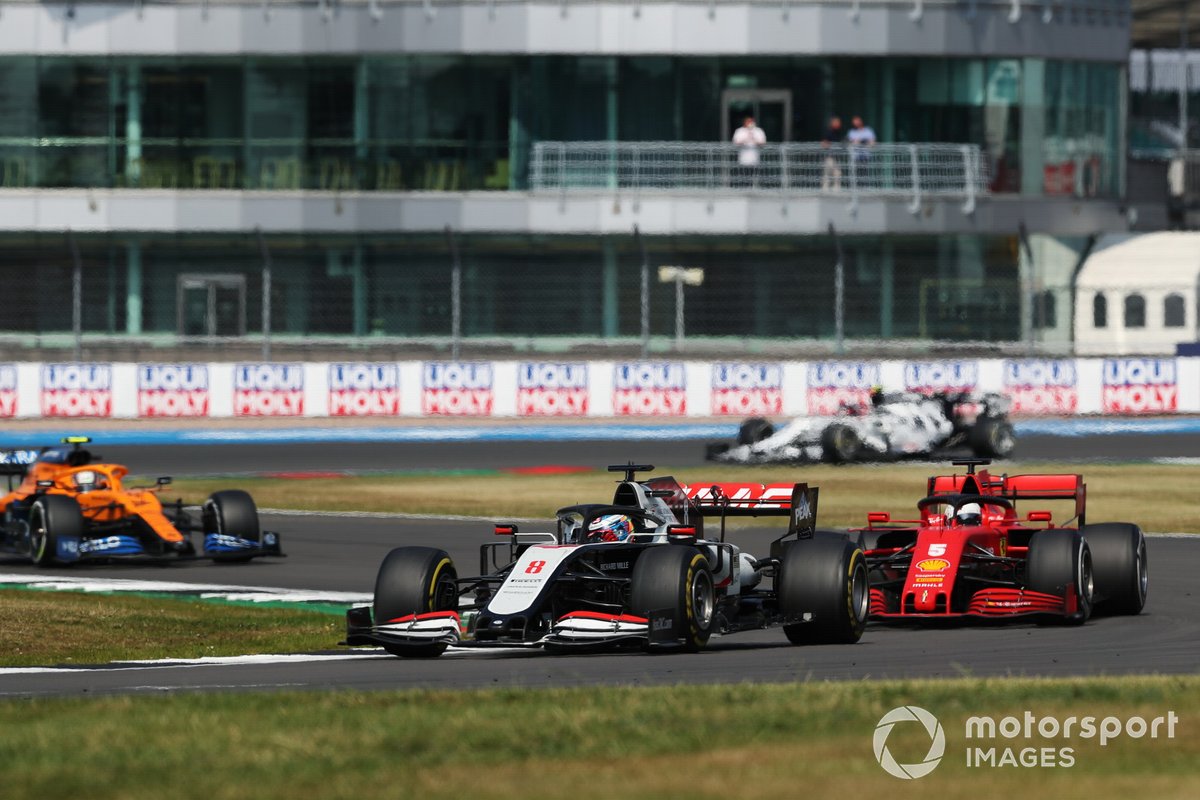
[531,141,989,212]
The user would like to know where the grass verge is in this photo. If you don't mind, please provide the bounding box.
[0,676,1195,799]
[165,461,1200,532]
[0,589,338,667]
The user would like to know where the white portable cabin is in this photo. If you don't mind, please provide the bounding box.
[1074,233,1200,355]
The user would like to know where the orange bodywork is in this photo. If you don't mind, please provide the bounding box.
[0,460,185,543]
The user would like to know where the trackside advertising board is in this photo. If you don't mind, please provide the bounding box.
[711,363,783,416]
[234,363,304,416]
[138,364,209,417]
[613,362,686,415]
[0,358,1197,418]
[1101,358,1178,413]
[41,363,112,417]
[1003,360,1078,415]
[807,361,879,415]
[329,363,400,416]
[0,364,15,417]
[517,362,588,416]
[423,362,493,416]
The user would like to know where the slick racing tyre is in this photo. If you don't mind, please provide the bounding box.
[821,424,862,464]
[203,490,262,563]
[28,495,84,567]
[374,547,459,658]
[736,417,775,446]
[969,416,1015,458]
[778,535,869,644]
[1026,531,1094,624]
[1081,523,1148,616]
[629,546,715,652]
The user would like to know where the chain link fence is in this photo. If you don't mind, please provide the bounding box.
[0,229,1137,360]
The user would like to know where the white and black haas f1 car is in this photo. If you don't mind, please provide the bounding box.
[707,391,1015,465]
[343,465,869,657]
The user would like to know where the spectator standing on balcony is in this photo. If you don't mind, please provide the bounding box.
[732,116,766,187]
[821,115,844,190]
[848,115,876,186]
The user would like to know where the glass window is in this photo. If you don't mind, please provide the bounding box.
[1093,293,1107,328]
[1164,293,1186,327]
[1124,293,1146,328]
[1033,289,1056,329]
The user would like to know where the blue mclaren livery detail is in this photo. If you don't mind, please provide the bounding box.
[205,533,259,552]
[79,535,145,555]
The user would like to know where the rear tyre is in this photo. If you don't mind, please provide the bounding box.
[1081,523,1148,616]
[969,417,1015,458]
[736,417,775,446]
[821,424,862,464]
[629,546,714,652]
[28,495,84,567]
[778,535,869,644]
[1026,531,1093,624]
[374,547,459,658]
[203,490,261,562]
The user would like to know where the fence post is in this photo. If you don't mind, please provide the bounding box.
[256,227,272,360]
[847,146,858,214]
[961,145,976,215]
[635,224,650,358]
[908,144,921,214]
[829,222,845,354]
[446,225,463,361]
[67,229,82,361]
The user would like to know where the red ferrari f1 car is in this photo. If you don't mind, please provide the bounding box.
[854,459,1147,624]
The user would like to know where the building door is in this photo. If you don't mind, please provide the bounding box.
[721,89,793,144]
[177,274,246,337]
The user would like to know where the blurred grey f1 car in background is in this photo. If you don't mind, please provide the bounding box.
[706,391,1015,465]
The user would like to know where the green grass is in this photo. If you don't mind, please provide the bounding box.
[0,590,339,667]
[163,461,1200,532]
[0,676,1195,799]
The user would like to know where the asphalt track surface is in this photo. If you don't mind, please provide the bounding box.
[93,431,1200,476]
[2,509,1197,697]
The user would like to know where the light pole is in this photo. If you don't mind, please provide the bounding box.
[657,266,705,350]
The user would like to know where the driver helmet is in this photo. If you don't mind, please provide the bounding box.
[73,470,99,493]
[954,502,982,526]
[870,384,886,407]
[587,514,635,543]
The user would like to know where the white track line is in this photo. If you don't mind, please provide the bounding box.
[260,508,543,524]
[0,572,370,605]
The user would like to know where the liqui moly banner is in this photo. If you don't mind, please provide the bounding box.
[41,363,112,417]
[423,362,493,416]
[711,363,782,416]
[613,362,686,416]
[517,362,588,416]
[806,361,879,415]
[329,363,400,416]
[904,360,979,394]
[1003,360,1078,415]
[1102,358,1178,413]
[234,363,304,416]
[137,364,209,417]
[0,364,15,417]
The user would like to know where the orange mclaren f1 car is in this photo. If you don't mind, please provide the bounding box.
[0,437,282,565]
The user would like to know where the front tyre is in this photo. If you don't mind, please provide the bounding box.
[1027,531,1093,624]
[737,417,775,446]
[1081,523,1148,616]
[374,547,459,658]
[203,490,261,562]
[821,424,862,464]
[778,535,869,644]
[629,546,715,652]
[29,495,85,567]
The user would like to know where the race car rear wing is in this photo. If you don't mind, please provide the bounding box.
[680,482,819,538]
[929,470,1086,526]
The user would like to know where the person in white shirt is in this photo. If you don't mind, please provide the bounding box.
[732,116,767,187]
[847,115,876,186]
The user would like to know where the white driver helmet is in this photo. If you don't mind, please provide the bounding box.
[955,502,982,526]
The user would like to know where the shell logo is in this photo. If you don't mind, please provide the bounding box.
[915,558,951,572]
